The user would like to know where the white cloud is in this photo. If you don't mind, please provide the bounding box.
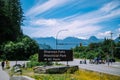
[114,28,120,38]
[26,7,120,38]
[98,28,120,39]
[118,28,120,32]
[27,16,102,39]
[100,1,120,13]
[31,19,62,26]
[97,31,112,39]
[100,31,111,36]
[65,1,120,24]
[23,0,120,39]
[26,0,68,17]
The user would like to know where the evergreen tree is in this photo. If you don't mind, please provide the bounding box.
[0,0,13,44]
[7,0,24,38]
[0,0,24,44]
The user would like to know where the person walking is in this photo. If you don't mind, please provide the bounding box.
[1,61,5,70]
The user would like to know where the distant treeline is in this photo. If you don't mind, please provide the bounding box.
[73,38,120,59]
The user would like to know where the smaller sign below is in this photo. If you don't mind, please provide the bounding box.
[39,50,73,62]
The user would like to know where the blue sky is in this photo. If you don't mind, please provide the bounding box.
[20,0,120,39]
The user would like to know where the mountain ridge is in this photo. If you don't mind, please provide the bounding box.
[33,36,119,49]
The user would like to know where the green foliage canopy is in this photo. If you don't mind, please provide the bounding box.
[1,36,39,60]
[0,0,23,44]
[73,38,120,59]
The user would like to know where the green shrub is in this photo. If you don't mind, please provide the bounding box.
[67,66,79,74]
[27,54,53,68]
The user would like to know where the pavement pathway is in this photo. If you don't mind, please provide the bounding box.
[0,61,33,80]
[0,63,10,80]
[10,76,35,80]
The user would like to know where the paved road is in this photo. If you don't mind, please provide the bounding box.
[0,60,120,80]
[0,62,10,80]
[60,59,120,76]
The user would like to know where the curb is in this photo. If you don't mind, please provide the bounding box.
[10,76,35,80]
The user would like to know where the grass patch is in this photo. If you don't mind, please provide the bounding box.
[22,68,34,77]
[115,58,120,62]
[9,68,120,80]
[72,69,120,80]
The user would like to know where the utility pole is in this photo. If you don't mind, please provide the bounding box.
[118,34,120,42]
[110,32,113,40]
[110,32,114,59]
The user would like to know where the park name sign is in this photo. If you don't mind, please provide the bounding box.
[39,50,73,61]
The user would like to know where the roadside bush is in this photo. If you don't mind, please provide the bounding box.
[67,66,79,74]
[27,61,40,68]
[27,54,53,68]
[74,52,80,58]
